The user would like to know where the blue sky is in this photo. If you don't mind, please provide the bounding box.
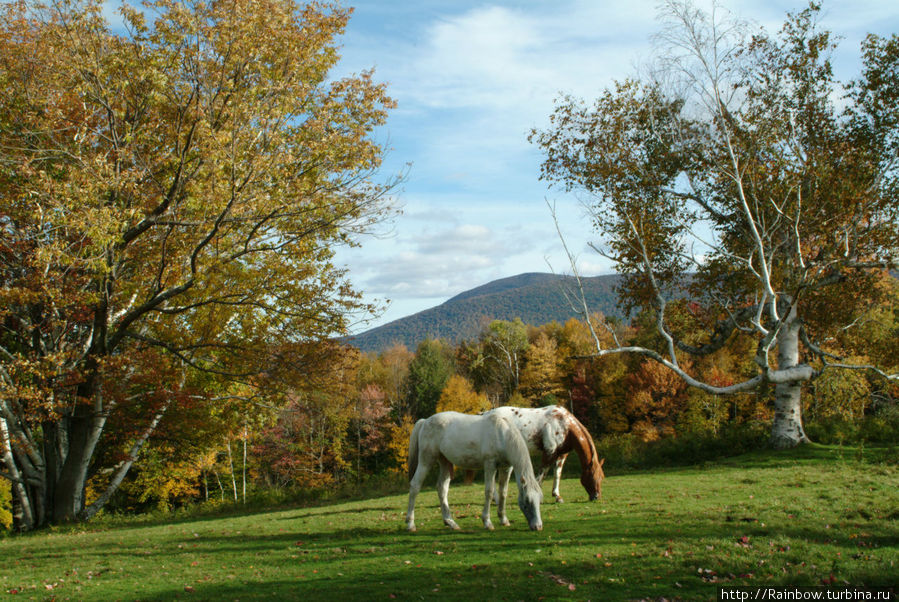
[332,0,899,332]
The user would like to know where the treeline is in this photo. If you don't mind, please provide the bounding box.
[5,280,895,528]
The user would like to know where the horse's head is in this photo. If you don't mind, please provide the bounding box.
[581,457,605,501]
[517,477,543,531]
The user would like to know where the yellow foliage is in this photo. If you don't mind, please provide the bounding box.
[0,479,11,529]
[386,415,416,475]
[507,391,531,409]
[436,375,490,414]
[519,332,565,404]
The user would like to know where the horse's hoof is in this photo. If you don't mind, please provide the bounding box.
[485,523,495,531]
[555,497,564,504]
[500,520,511,527]
[445,520,460,530]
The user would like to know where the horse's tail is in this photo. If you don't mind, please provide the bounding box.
[408,418,425,482]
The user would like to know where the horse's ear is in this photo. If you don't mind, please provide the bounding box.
[599,458,605,467]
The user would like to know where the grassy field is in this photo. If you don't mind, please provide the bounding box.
[1,444,897,601]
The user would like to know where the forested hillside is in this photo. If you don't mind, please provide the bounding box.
[348,273,623,352]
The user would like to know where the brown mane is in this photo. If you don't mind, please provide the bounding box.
[560,410,605,501]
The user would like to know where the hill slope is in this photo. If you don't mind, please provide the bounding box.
[347,272,623,352]
[2,446,896,599]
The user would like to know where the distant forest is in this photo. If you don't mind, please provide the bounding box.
[348,273,624,352]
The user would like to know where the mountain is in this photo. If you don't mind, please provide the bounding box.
[346,272,624,353]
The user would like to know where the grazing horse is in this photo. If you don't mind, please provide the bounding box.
[484,405,605,503]
[406,411,543,532]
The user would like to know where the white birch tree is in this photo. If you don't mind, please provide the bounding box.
[531,1,899,448]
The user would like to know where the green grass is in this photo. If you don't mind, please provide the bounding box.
[1,444,897,601]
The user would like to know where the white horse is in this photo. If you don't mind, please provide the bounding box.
[483,405,605,503]
[406,411,543,532]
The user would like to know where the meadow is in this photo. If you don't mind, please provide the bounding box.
[1,445,896,601]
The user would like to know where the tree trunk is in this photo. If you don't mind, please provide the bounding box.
[52,415,98,522]
[770,311,810,449]
[80,402,169,521]
[2,379,169,529]
[226,440,238,502]
[1,415,34,531]
[214,469,224,501]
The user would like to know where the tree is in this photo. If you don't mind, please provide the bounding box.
[356,343,413,418]
[351,383,391,475]
[435,374,490,414]
[519,331,565,405]
[0,0,396,529]
[624,359,690,441]
[478,319,529,404]
[253,387,355,490]
[531,1,899,448]
[404,339,453,419]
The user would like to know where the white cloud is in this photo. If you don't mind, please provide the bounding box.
[343,219,539,298]
[393,2,658,117]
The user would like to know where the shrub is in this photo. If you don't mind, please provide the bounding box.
[806,406,899,445]
[594,423,768,471]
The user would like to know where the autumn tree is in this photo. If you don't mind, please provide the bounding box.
[531,1,899,448]
[518,331,565,406]
[0,0,397,529]
[356,343,413,418]
[624,359,690,441]
[350,383,391,475]
[253,345,361,489]
[473,319,529,404]
[435,374,490,414]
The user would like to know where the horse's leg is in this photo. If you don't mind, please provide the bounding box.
[481,461,497,530]
[552,454,567,503]
[436,456,460,530]
[496,465,513,526]
[406,459,432,532]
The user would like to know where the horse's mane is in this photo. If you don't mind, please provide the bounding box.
[562,409,599,469]
[498,417,537,483]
